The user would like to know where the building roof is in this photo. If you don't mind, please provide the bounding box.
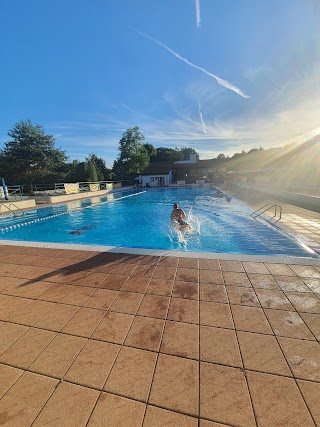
[139,163,173,176]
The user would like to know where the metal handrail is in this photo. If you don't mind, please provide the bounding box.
[250,203,282,221]
[9,203,25,216]
[0,203,25,219]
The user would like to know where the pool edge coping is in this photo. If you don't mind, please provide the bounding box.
[0,239,319,266]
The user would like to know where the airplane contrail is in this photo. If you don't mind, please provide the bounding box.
[195,0,201,28]
[198,100,207,134]
[135,30,250,99]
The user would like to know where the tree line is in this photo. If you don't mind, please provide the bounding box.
[0,120,198,186]
[2,118,313,188]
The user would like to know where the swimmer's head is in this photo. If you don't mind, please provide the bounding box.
[173,203,179,209]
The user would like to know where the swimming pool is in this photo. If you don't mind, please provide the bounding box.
[0,188,317,257]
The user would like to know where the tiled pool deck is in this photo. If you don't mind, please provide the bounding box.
[0,244,319,426]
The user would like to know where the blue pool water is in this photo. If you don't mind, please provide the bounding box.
[0,188,317,257]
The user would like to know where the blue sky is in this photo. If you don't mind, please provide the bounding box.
[1,0,319,166]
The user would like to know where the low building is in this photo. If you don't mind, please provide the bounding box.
[137,154,227,187]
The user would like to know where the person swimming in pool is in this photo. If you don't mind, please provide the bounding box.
[171,203,190,229]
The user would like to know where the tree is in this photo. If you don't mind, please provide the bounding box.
[177,147,198,161]
[85,160,99,182]
[86,154,112,180]
[217,153,226,159]
[152,147,180,162]
[0,119,67,185]
[112,127,150,180]
[143,143,157,159]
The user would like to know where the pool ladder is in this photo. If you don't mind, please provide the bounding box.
[0,203,25,220]
[250,203,282,221]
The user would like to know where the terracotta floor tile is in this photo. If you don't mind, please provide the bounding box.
[247,371,314,427]
[0,364,23,399]
[199,270,223,285]
[139,255,160,266]
[0,323,29,354]
[37,283,75,303]
[110,291,144,314]
[110,263,137,276]
[138,295,170,319]
[238,331,291,375]
[200,421,230,427]
[9,300,55,326]
[29,333,86,378]
[55,270,89,285]
[161,320,199,359]
[231,305,273,334]
[34,303,79,331]
[122,276,151,293]
[92,311,134,344]
[0,327,56,369]
[0,294,12,306]
[242,262,269,274]
[87,393,145,427]
[220,260,244,272]
[289,265,320,279]
[84,288,119,310]
[264,263,296,276]
[297,380,320,426]
[1,277,33,295]
[227,287,260,307]
[200,284,228,303]
[223,272,252,287]
[61,307,105,337]
[200,362,255,427]
[158,256,179,268]
[105,346,157,401]
[125,316,164,351]
[33,381,99,427]
[300,313,320,340]
[178,257,199,269]
[130,264,156,278]
[167,297,199,324]
[255,289,294,310]
[0,371,58,427]
[149,353,198,416]
[99,274,128,290]
[146,279,174,296]
[200,301,233,329]
[14,280,54,298]
[302,277,320,295]
[248,273,279,290]
[65,339,119,389]
[285,291,320,314]
[144,405,198,427]
[200,326,242,367]
[176,268,199,283]
[153,266,176,280]
[275,276,312,293]
[199,259,220,270]
[0,296,33,321]
[278,336,320,381]
[59,286,95,306]
[265,309,315,340]
[78,272,111,287]
[172,281,199,300]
